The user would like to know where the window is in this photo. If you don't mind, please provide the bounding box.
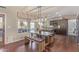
[0,17,3,29]
[37,18,44,29]
[30,22,35,32]
[18,19,28,33]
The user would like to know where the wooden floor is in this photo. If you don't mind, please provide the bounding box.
[48,35,78,52]
[0,35,78,52]
[0,41,3,48]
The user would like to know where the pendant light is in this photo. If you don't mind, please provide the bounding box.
[38,6,42,28]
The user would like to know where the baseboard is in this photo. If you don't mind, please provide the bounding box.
[4,39,25,48]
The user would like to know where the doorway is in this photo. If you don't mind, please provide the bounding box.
[0,14,5,47]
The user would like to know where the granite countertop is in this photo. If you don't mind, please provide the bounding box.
[26,35,45,42]
[26,30,54,42]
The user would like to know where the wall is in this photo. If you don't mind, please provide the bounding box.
[5,7,30,44]
[0,7,29,44]
[5,7,17,44]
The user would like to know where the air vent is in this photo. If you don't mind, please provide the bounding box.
[0,6,6,9]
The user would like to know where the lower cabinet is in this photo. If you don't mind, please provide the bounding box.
[36,40,45,52]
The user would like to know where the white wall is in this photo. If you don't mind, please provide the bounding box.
[5,7,17,44]
[0,7,29,44]
[5,7,30,44]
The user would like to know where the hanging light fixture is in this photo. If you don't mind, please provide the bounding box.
[37,6,42,29]
[37,6,42,21]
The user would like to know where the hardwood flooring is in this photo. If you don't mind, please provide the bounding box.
[0,35,78,52]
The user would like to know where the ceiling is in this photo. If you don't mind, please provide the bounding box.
[4,6,79,20]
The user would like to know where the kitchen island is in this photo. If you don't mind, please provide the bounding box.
[24,30,54,52]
